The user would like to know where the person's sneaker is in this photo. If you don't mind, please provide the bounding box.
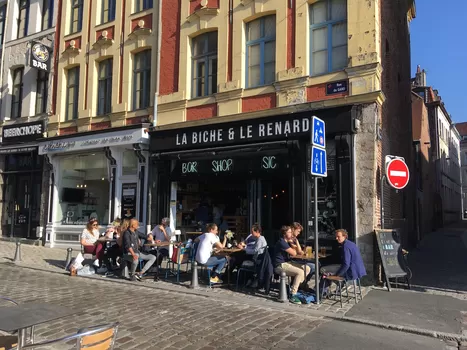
[210,276,223,284]
[130,275,137,282]
[93,259,100,267]
[250,280,258,289]
[289,295,302,304]
[134,274,142,281]
[153,275,160,282]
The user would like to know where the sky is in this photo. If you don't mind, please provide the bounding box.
[410,0,467,123]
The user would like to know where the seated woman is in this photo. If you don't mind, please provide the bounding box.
[274,225,310,304]
[195,223,228,284]
[80,219,104,267]
[149,217,172,268]
[103,218,123,269]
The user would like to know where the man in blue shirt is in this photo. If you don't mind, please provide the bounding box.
[332,229,366,280]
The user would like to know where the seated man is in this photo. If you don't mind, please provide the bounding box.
[148,217,172,268]
[122,219,157,281]
[320,229,366,294]
[332,229,366,280]
[274,225,310,304]
[229,223,267,274]
[288,222,316,284]
[195,223,228,284]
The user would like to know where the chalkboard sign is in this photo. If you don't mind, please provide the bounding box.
[375,229,407,278]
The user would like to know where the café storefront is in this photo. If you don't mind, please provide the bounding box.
[0,120,46,239]
[38,124,150,247]
[149,106,358,247]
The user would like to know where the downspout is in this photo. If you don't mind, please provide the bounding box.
[147,0,163,233]
[0,1,11,117]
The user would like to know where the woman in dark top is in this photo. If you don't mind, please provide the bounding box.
[274,225,310,304]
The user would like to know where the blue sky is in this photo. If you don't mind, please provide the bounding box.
[410,0,467,123]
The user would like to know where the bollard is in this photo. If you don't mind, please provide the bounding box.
[278,271,288,303]
[13,241,21,263]
[65,248,73,270]
[190,261,199,289]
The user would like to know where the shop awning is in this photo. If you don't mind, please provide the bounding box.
[0,145,37,154]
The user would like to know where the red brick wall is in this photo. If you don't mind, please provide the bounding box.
[131,14,153,32]
[127,116,150,125]
[59,126,78,135]
[96,26,115,40]
[90,121,111,131]
[286,1,295,69]
[242,93,276,113]
[186,104,217,121]
[160,0,181,95]
[307,83,348,102]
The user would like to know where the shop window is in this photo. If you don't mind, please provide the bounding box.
[57,153,110,225]
[11,68,24,119]
[42,0,54,30]
[36,70,49,115]
[97,58,113,115]
[0,5,6,45]
[134,0,152,13]
[122,150,138,175]
[192,31,218,98]
[133,50,151,110]
[101,0,116,24]
[246,15,276,88]
[17,0,29,39]
[66,66,79,120]
[309,0,347,76]
[70,0,83,34]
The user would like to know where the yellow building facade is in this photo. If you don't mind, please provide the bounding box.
[150,0,416,277]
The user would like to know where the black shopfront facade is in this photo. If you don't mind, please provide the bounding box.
[0,120,46,238]
[149,105,358,248]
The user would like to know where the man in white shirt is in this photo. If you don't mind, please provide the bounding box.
[195,223,228,284]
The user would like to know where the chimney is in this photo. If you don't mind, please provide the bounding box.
[414,65,427,86]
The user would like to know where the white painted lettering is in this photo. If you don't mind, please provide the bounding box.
[228,128,235,140]
[302,118,310,132]
[247,125,252,138]
[284,121,291,135]
[210,129,216,142]
[192,132,198,144]
[293,119,300,133]
[259,124,265,137]
[240,126,246,139]
[275,122,282,135]
[267,123,273,136]
[202,131,209,143]
[217,129,223,142]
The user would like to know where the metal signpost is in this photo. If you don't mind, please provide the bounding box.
[310,116,327,304]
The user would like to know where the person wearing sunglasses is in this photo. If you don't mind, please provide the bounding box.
[80,219,105,267]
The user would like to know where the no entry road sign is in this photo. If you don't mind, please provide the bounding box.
[386,158,410,190]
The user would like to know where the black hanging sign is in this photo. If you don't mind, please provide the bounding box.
[2,121,45,144]
[121,183,137,219]
[326,81,348,95]
[29,42,51,72]
[375,229,408,279]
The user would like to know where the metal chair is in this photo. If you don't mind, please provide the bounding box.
[18,322,119,350]
[191,242,217,287]
[165,245,191,283]
[235,249,263,291]
[325,276,363,308]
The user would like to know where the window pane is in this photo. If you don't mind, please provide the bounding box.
[332,45,347,70]
[264,41,275,63]
[248,20,260,41]
[312,50,327,75]
[207,32,217,52]
[312,27,327,51]
[249,66,260,87]
[263,16,276,37]
[331,0,347,20]
[332,22,347,47]
[196,60,205,79]
[192,36,205,56]
[248,44,260,66]
[264,62,275,85]
[311,1,327,24]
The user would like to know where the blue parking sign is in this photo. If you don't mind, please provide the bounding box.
[311,146,327,177]
[312,116,326,148]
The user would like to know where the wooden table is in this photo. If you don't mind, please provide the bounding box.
[213,248,244,286]
[291,253,328,281]
[0,303,77,350]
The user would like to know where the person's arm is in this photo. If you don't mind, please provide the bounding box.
[147,233,155,243]
[128,247,138,261]
[285,247,297,256]
[159,225,170,241]
[123,232,137,260]
[194,236,201,243]
[294,238,304,254]
[214,235,227,249]
[253,236,267,255]
[335,246,351,277]
[80,231,90,246]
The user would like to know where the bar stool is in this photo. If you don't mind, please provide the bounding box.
[326,276,363,308]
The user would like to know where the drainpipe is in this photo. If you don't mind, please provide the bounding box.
[147,0,163,233]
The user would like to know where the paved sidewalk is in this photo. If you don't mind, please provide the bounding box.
[0,240,369,315]
[347,225,467,342]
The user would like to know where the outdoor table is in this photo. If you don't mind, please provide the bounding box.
[0,302,77,350]
[144,242,174,276]
[291,253,328,282]
[213,248,244,286]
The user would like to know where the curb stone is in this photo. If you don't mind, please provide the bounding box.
[3,261,467,343]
